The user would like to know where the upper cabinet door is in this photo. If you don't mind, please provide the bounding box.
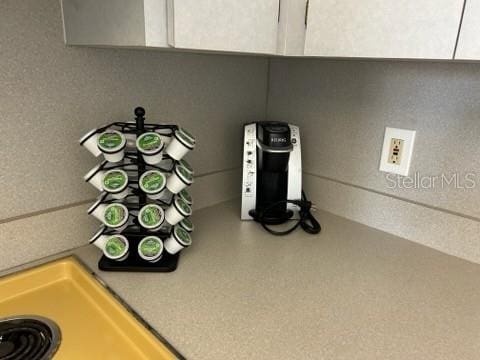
[455,0,480,59]
[277,0,308,56]
[62,0,169,48]
[167,0,279,54]
[304,0,465,59]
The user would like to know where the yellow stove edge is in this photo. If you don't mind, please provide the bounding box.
[0,256,180,360]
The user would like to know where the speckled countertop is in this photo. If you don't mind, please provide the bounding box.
[65,201,480,359]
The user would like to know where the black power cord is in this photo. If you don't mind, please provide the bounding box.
[256,191,321,236]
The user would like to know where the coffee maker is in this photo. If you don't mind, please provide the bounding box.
[241,121,302,223]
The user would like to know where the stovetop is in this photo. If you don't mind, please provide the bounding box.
[0,257,178,359]
[0,316,60,360]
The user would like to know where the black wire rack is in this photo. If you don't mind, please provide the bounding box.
[87,107,186,272]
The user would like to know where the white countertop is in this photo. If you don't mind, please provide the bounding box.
[71,200,480,360]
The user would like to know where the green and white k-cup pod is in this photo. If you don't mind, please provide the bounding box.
[97,130,126,162]
[177,158,194,176]
[164,225,192,255]
[83,161,107,191]
[136,132,165,165]
[103,203,129,230]
[179,217,194,233]
[88,225,107,245]
[154,131,171,146]
[165,129,195,161]
[87,198,108,222]
[138,204,165,231]
[177,188,193,206]
[92,234,129,261]
[104,235,129,260]
[166,165,194,194]
[178,128,196,144]
[102,169,129,199]
[138,236,164,262]
[79,128,101,157]
[165,196,192,226]
[139,170,166,200]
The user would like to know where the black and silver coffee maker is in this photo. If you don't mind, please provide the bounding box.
[241,121,302,224]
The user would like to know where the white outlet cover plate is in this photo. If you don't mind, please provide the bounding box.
[379,127,416,176]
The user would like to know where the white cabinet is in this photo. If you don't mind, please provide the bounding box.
[61,0,169,48]
[62,0,279,54]
[61,0,470,60]
[277,0,307,56]
[303,0,465,59]
[455,0,480,59]
[167,0,279,54]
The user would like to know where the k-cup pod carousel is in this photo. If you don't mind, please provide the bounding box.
[80,107,196,272]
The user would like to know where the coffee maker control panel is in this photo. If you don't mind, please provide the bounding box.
[287,125,301,213]
[241,123,257,219]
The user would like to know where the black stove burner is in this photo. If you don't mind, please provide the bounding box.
[0,316,61,360]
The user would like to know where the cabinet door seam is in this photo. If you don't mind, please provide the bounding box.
[453,0,468,59]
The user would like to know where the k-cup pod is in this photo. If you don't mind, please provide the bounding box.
[178,217,194,233]
[139,170,166,200]
[83,161,107,191]
[138,204,165,231]
[155,129,171,146]
[178,128,196,144]
[103,203,129,230]
[97,130,126,162]
[87,198,108,221]
[166,165,194,194]
[136,132,165,165]
[79,128,101,157]
[88,225,106,244]
[124,132,137,149]
[165,129,195,161]
[102,169,129,199]
[177,158,194,176]
[177,188,193,206]
[91,231,129,261]
[164,225,192,255]
[138,236,164,263]
[165,196,192,226]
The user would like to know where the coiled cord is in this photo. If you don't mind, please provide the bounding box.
[255,191,321,236]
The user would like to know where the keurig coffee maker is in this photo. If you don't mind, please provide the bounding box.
[241,121,302,222]
[241,121,320,235]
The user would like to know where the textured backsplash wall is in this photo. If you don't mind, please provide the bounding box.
[0,0,267,270]
[0,0,267,221]
[267,58,480,263]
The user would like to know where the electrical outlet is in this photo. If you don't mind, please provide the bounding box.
[388,138,404,164]
[379,127,415,176]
